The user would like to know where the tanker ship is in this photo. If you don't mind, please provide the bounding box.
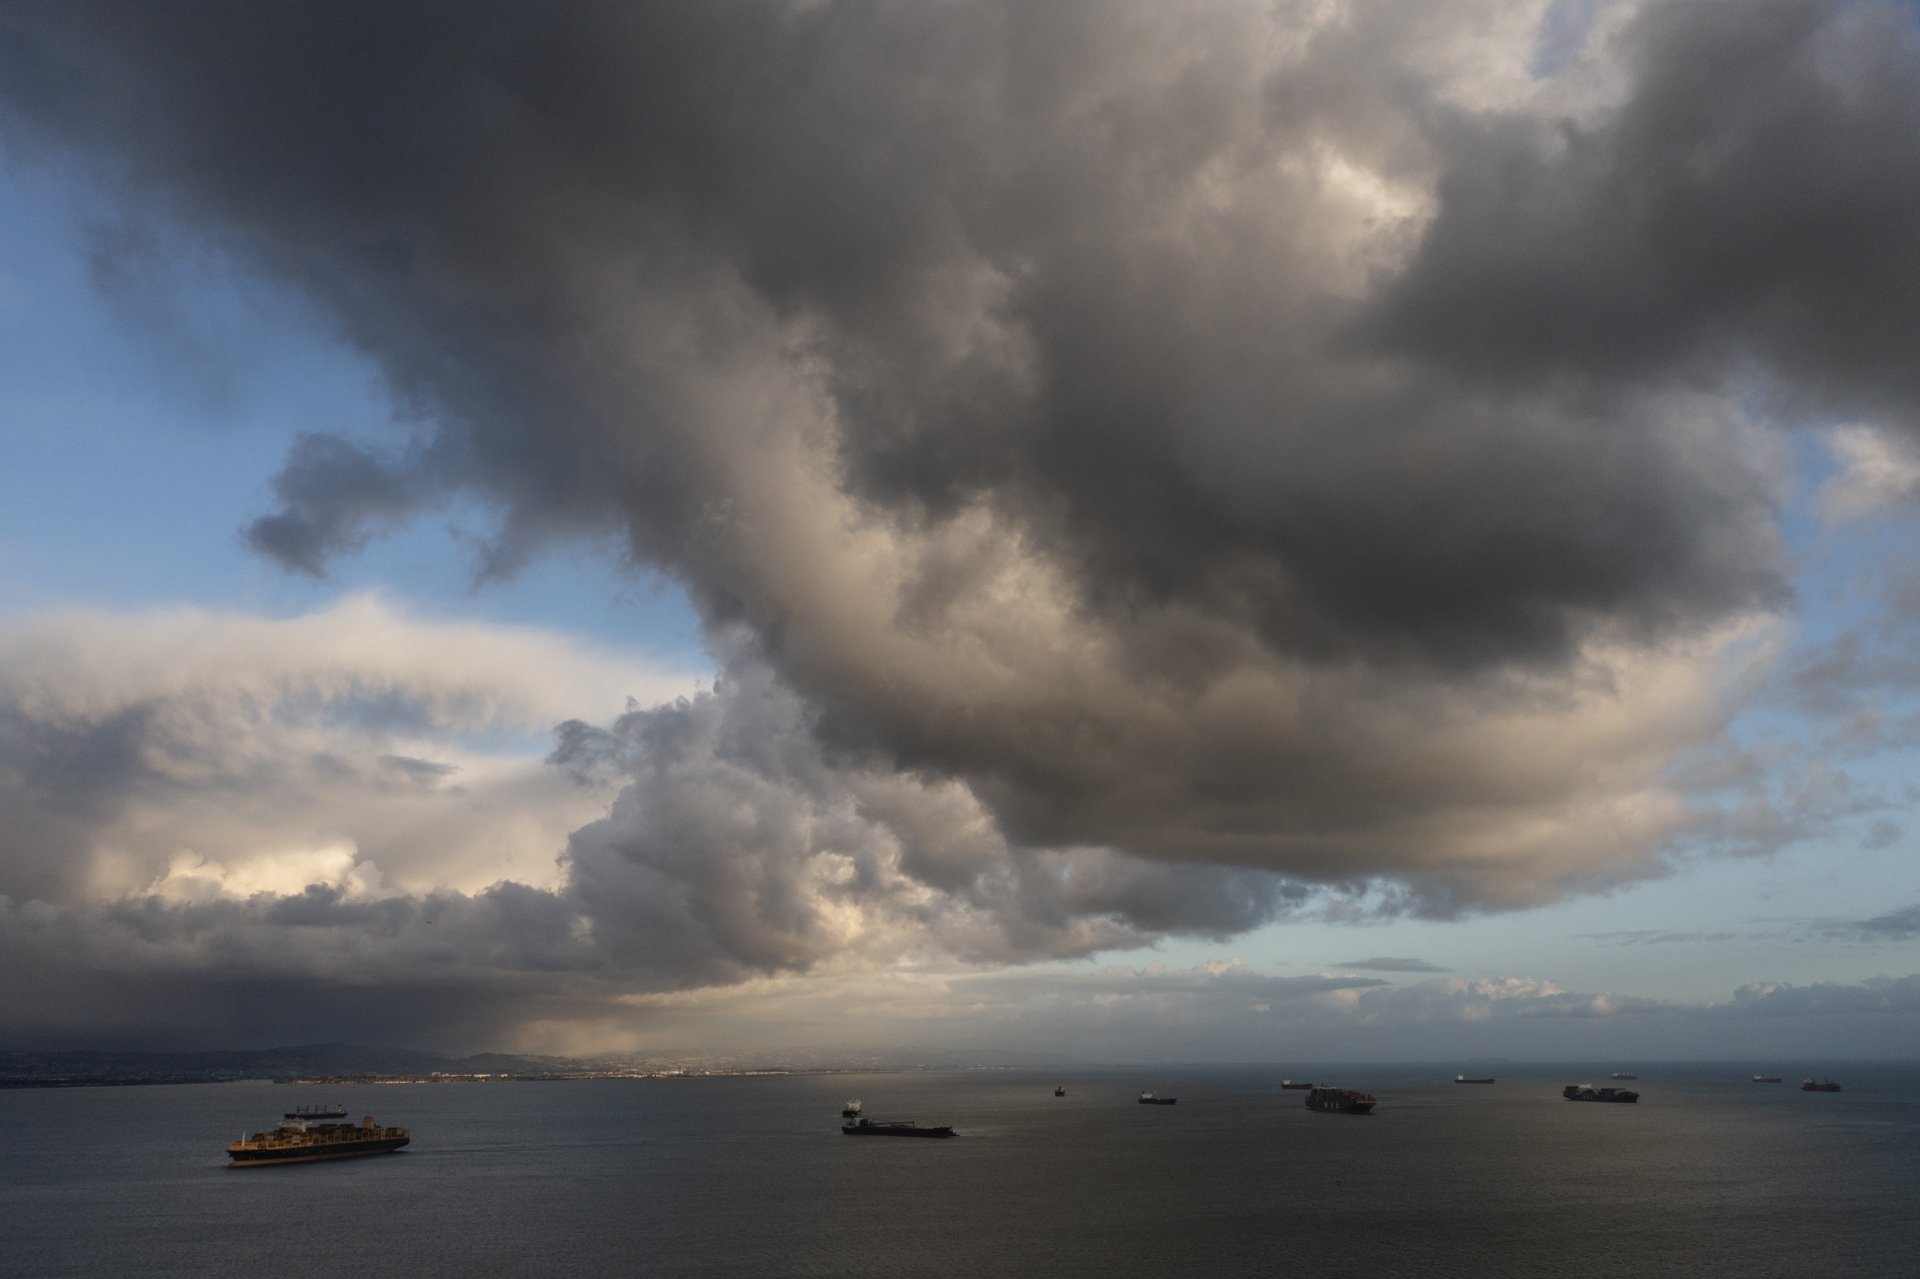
[841,1116,955,1138]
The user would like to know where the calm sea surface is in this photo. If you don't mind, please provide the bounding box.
[4,1063,1916,1277]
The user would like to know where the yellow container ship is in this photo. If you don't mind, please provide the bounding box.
[226,1111,409,1167]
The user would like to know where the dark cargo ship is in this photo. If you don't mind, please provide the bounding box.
[1279,1079,1314,1090]
[1138,1091,1177,1105]
[1454,1075,1495,1084]
[1305,1087,1375,1114]
[1563,1084,1638,1103]
[227,1113,409,1166]
[841,1117,954,1138]
[1801,1079,1841,1092]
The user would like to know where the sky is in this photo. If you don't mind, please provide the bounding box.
[2,0,1919,1062]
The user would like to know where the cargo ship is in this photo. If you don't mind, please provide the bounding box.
[1454,1075,1495,1084]
[1563,1083,1638,1103]
[1138,1091,1177,1105]
[1752,1075,1782,1083]
[1801,1079,1842,1092]
[1306,1087,1375,1114]
[1278,1080,1314,1090]
[841,1117,954,1138]
[227,1113,408,1166]
[1608,1072,1638,1080]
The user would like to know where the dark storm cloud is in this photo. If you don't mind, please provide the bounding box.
[0,886,611,1051]
[1366,0,1920,416]
[2,0,1913,960]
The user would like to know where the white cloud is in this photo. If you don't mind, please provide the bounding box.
[1818,424,1920,522]
[0,595,705,902]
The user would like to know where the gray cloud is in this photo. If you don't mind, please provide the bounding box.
[554,634,1322,984]
[1577,930,1744,946]
[244,433,436,576]
[1365,0,1920,419]
[4,0,1920,1035]
[1332,956,1450,973]
[1834,904,1920,942]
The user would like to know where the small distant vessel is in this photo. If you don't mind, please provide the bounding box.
[283,1104,350,1120]
[841,1099,862,1117]
[228,1113,408,1166]
[1608,1072,1638,1080]
[1278,1080,1314,1090]
[1138,1091,1178,1105]
[1564,1084,1638,1103]
[1454,1075,1495,1084]
[1306,1087,1376,1115]
[1752,1075,1782,1083]
[1054,1086,1066,1097]
[841,1117,954,1138]
[1801,1079,1842,1093]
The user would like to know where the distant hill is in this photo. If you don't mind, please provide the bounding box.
[0,1043,587,1086]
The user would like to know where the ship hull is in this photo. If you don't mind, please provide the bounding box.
[228,1137,409,1166]
[841,1126,953,1138]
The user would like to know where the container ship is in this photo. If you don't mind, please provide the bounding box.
[1752,1074,1782,1083]
[841,1117,954,1138]
[1138,1091,1178,1105]
[1278,1079,1314,1090]
[1563,1083,1638,1103]
[1305,1087,1376,1114]
[227,1113,408,1166]
[1454,1075,1495,1084]
[1801,1079,1842,1092]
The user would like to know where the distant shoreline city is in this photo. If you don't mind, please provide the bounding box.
[4,1046,1910,1091]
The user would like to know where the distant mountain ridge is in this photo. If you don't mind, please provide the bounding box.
[0,1042,1096,1086]
[0,1043,586,1086]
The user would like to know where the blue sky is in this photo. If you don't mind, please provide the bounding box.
[4,0,1919,1060]
[0,160,700,660]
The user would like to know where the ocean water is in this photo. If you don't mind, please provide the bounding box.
[3,1062,1916,1277]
